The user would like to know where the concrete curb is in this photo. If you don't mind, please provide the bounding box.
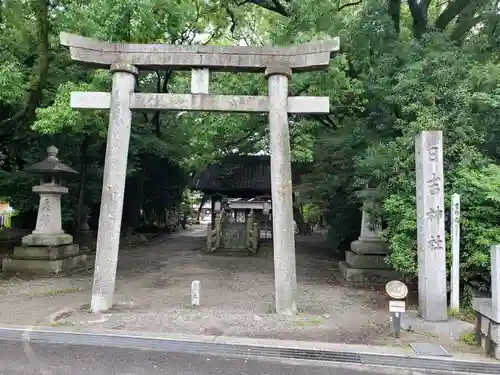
[0,325,498,374]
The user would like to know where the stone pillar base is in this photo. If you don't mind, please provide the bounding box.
[2,243,87,276]
[345,250,390,269]
[350,238,388,254]
[22,233,73,247]
[339,261,397,285]
[340,238,397,285]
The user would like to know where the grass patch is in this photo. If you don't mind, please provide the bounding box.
[44,287,83,296]
[460,308,476,323]
[295,316,323,327]
[459,331,477,346]
[49,320,74,327]
[265,305,306,315]
[447,307,476,323]
[79,303,92,313]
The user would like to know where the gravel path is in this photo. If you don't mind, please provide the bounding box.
[0,226,476,351]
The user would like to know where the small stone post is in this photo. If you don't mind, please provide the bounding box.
[450,193,461,311]
[91,63,138,313]
[266,66,298,316]
[415,131,447,321]
[191,280,201,306]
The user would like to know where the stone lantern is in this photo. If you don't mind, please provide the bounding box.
[2,146,87,275]
[339,187,396,285]
[24,146,77,244]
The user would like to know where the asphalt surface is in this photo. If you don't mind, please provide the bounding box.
[0,340,416,375]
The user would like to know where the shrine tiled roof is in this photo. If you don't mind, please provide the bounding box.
[188,155,305,198]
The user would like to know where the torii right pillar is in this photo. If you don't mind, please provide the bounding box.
[266,66,297,315]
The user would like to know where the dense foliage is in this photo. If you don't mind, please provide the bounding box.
[1,0,499,302]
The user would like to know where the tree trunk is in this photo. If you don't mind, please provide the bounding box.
[449,0,490,43]
[407,0,428,38]
[388,0,401,34]
[122,172,144,235]
[292,193,308,234]
[435,0,477,31]
[293,205,309,234]
[74,133,89,244]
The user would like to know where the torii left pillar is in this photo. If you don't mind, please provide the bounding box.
[91,63,138,312]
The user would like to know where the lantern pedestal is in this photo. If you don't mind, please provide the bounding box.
[22,233,74,247]
[2,146,87,276]
[3,245,86,275]
[339,208,397,285]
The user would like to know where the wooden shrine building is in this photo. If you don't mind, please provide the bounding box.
[188,155,306,227]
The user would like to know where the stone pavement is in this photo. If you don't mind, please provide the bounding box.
[0,226,477,354]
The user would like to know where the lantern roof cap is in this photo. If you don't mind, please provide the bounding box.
[25,146,78,175]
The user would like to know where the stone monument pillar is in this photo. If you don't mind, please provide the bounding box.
[415,131,447,321]
[339,193,396,285]
[2,146,87,275]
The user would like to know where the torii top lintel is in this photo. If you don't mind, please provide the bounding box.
[59,33,339,73]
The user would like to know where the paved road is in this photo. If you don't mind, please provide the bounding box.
[0,340,416,375]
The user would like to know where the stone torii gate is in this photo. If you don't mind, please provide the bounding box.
[60,33,339,315]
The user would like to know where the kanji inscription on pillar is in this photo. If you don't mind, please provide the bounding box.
[415,130,448,321]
